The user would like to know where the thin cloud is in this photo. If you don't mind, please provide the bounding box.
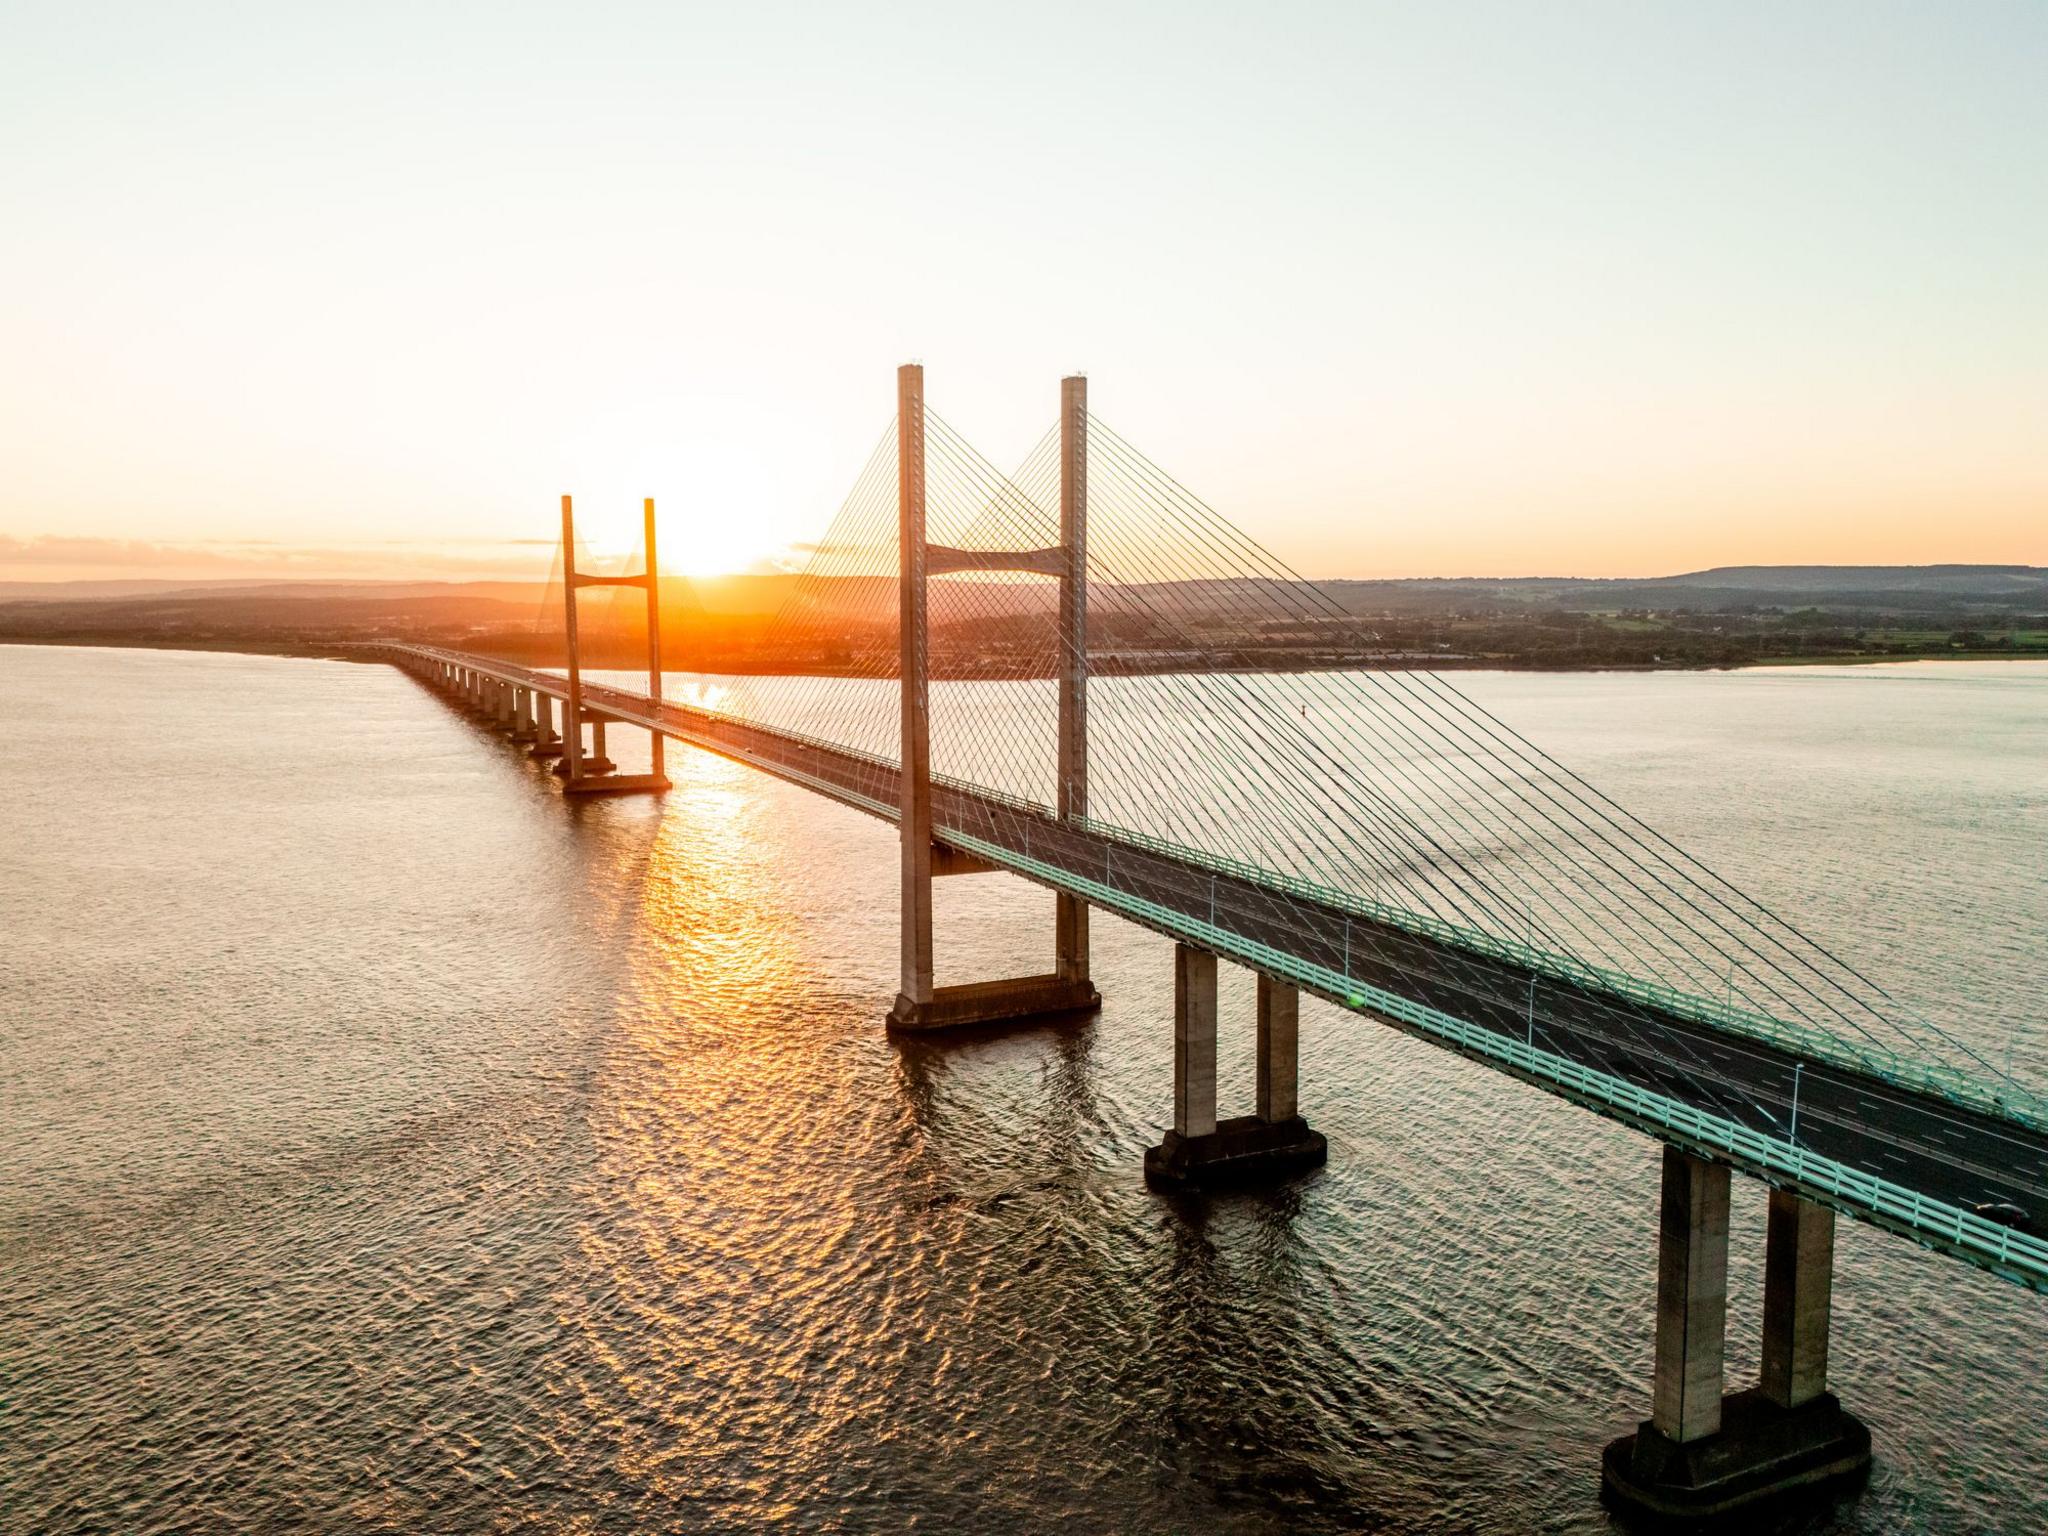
[0,533,555,581]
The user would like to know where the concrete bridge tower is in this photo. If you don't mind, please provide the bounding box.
[553,493,671,796]
[886,363,1101,1030]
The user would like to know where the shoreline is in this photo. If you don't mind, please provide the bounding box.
[5,635,2043,677]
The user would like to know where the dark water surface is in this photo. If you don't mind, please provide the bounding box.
[3,646,2044,1534]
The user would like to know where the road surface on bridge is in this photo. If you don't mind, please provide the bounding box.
[377,643,2048,1293]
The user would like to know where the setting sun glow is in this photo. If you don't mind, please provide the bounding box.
[570,500,784,579]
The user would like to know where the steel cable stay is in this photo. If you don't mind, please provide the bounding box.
[1083,414,2016,1091]
[524,389,2035,1138]
[1089,415,1998,1081]
[909,419,1784,1132]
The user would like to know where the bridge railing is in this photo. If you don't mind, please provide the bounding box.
[380,645,2048,1290]
[1057,814,2048,1138]
[380,646,2047,1140]
[937,817,2048,1294]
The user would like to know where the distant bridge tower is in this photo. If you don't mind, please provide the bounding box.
[887,363,1101,1030]
[555,493,671,796]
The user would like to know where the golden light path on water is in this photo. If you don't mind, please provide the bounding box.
[1,647,2044,1533]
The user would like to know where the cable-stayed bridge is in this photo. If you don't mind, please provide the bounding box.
[369,365,2044,1524]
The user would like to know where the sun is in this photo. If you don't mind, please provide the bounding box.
[568,501,778,577]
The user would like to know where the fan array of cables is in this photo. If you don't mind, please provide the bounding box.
[538,407,2035,1110]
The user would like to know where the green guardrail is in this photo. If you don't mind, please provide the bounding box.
[387,652,2045,1143]
[1048,813,2048,1138]
[383,653,2046,1289]
[941,824,2048,1295]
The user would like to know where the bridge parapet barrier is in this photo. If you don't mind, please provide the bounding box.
[935,820,2048,1294]
[374,649,2041,1128]
[1012,801,2048,1139]
[367,648,2048,1287]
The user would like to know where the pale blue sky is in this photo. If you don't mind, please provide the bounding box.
[2,1,2041,578]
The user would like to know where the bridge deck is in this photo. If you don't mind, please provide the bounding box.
[382,644,2048,1292]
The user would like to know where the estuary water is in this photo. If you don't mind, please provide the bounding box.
[2,645,2044,1535]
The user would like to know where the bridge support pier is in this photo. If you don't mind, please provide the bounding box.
[1145,953,1326,1190]
[511,687,538,743]
[1602,1150,1869,1525]
[552,714,617,780]
[529,693,563,758]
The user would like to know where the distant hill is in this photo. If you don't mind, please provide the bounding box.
[1660,564,2044,593]
[1316,565,2048,615]
[5,565,2041,613]
[8,557,2039,671]
[2,564,2041,675]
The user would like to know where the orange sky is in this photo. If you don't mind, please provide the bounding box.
[2,4,2042,586]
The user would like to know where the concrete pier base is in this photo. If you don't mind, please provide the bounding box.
[551,755,616,778]
[887,973,1099,1032]
[561,771,671,796]
[1144,1113,1328,1190]
[1601,1389,1870,1526]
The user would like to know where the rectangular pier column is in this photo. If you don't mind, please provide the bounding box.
[1255,975,1299,1123]
[896,361,935,1013]
[1174,945,1219,1139]
[1054,371,1090,987]
[533,693,555,744]
[1653,1147,1730,1443]
[1761,1189,1834,1409]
